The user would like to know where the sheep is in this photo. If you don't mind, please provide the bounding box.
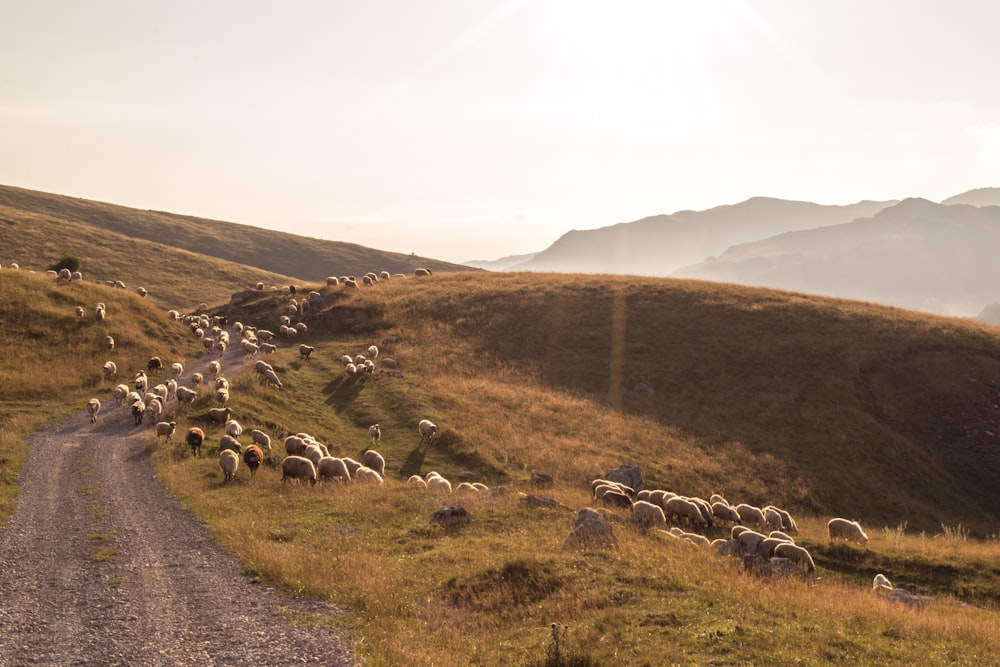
[243,444,264,478]
[339,355,353,366]
[407,474,428,489]
[262,368,283,389]
[710,493,730,506]
[249,429,272,452]
[75,306,85,317]
[664,497,708,528]
[151,383,169,405]
[191,372,204,387]
[133,371,148,393]
[418,419,438,444]
[175,386,198,405]
[218,435,243,455]
[827,518,869,545]
[144,397,163,422]
[187,427,205,457]
[367,345,379,359]
[601,489,633,509]
[764,505,799,534]
[95,305,106,322]
[299,344,315,361]
[768,530,796,543]
[259,342,276,355]
[215,387,230,405]
[207,360,222,377]
[317,457,352,483]
[131,399,146,426]
[219,449,239,482]
[113,384,130,407]
[104,335,115,351]
[283,435,308,456]
[147,356,163,374]
[207,406,233,424]
[630,500,667,531]
[155,421,177,442]
[165,378,178,401]
[354,466,384,484]
[414,268,431,277]
[86,398,101,423]
[326,276,339,287]
[711,502,743,525]
[773,542,816,573]
[224,419,243,439]
[426,473,452,494]
[369,424,381,447]
[170,362,184,378]
[341,457,363,476]
[735,504,769,531]
[102,361,117,381]
[303,443,325,467]
[873,573,894,592]
[735,529,768,557]
[137,287,148,297]
[361,449,386,477]
[763,507,785,532]
[280,455,317,485]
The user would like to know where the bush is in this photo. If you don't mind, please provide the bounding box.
[48,254,81,273]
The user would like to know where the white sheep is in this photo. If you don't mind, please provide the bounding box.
[207,406,232,424]
[215,387,230,405]
[283,435,308,456]
[219,449,240,482]
[102,361,117,381]
[407,474,428,489]
[425,473,452,494]
[299,344,315,360]
[369,424,381,447]
[362,449,385,477]
[664,497,707,527]
[155,420,177,442]
[711,502,743,525]
[317,457,352,483]
[764,504,799,534]
[735,503,768,531]
[827,518,869,545]
[207,360,222,377]
[418,419,438,444]
[367,345,379,359]
[262,368,283,388]
[86,398,101,423]
[113,384,130,407]
[249,429,272,452]
[303,443,325,466]
[873,573,894,592]
[353,466,384,484]
[224,419,243,439]
[170,362,184,378]
[630,500,667,531]
[104,335,115,351]
[176,386,198,405]
[773,542,816,573]
[280,455,317,484]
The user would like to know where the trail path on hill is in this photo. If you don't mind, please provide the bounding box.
[0,347,354,666]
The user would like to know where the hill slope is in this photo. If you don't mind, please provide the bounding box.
[673,198,1000,316]
[0,184,468,287]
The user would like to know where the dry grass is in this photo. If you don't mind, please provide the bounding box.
[4,267,1000,664]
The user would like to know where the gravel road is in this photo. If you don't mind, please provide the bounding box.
[0,352,355,666]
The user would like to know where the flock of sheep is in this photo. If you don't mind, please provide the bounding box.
[70,267,913,614]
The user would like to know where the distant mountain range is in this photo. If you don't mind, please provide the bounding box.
[467,187,1000,318]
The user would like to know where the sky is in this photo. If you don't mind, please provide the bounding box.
[2,1,999,263]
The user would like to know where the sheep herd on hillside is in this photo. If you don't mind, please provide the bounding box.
[49,263,925,613]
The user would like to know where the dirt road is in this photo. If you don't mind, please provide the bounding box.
[0,352,354,666]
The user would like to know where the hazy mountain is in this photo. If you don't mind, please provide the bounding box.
[508,197,897,274]
[672,198,1000,317]
[462,252,537,271]
[942,187,1000,207]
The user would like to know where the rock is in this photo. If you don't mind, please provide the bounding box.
[604,465,643,493]
[430,506,470,530]
[564,508,618,551]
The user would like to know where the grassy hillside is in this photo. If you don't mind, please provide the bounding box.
[0,183,470,289]
[2,268,999,665]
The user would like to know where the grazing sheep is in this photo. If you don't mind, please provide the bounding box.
[361,449,386,477]
[215,387,230,405]
[75,306,85,317]
[207,407,232,424]
[302,443,325,466]
[299,344,315,360]
[86,398,101,423]
[186,428,205,457]
[763,507,785,532]
[873,573,894,592]
[709,502,741,525]
[95,305,106,322]
[170,362,184,378]
[353,466,384,484]
[367,345,379,359]
[735,504,769,531]
[827,518,869,545]
[630,500,667,531]
[147,356,163,374]
[155,420,177,442]
[369,424,381,447]
[418,419,438,444]
[262,368,283,389]
[414,268,431,277]
[283,435,308,456]
[317,457,352,483]
[176,386,198,405]
[219,435,243,455]
[664,497,708,528]
[773,542,816,573]
[280,455,317,485]
[407,474,428,489]
[764,505,799,534]
[102,361,117,381]
[104,335,115,351]
[735,529,768,557]
[219,449,239,482]
[113,383,130,407]
[601,490,633,509]
[249,429,272,452]
[224,419,243,439]
[426,473,452,494]
[243,444,264,478]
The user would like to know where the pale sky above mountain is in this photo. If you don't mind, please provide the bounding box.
[2,1,998,263]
